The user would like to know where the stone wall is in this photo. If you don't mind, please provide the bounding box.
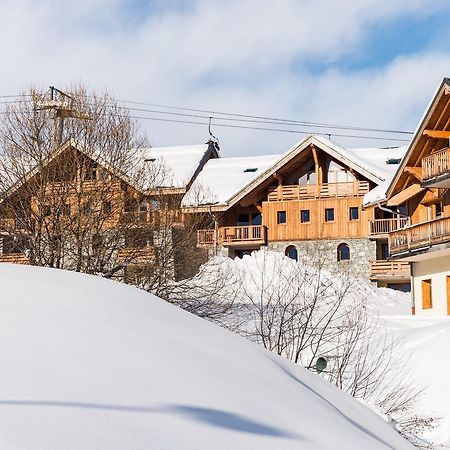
[267,238,377,280]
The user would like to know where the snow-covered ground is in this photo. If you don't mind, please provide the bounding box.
[380,314,450,446]
[197,250,449,448]
[0,263,412,450]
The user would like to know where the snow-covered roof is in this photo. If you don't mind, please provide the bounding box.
[183,135,408,209]
[355,146,408,206]
[182,153,282,206]
[140,144,213,189]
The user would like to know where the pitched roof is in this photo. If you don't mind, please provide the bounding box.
[182,153,282,207]
[139,143,216,190]
[385,77,450,200]
[183,135,405,210]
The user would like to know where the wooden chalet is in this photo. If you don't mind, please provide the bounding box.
[184,135,410,288]
[385,78,450,314]
[0,139,218,282]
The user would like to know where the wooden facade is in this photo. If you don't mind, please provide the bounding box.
[384,78,450,314]
[0,141,207,283]
[192,137,410,286]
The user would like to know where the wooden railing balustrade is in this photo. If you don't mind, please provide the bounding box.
[422,147,450,180]
[369,218,410,235]
[370,260,410,279]
[267,181,370,201]
[389,216,450,254]
[197,225,267,247]
[0,252,29,264]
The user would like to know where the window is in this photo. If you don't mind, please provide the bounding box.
[277,211,287,224]
[102,201,112,214]
[337,243,350,261]
[139,200,148,212]
[349,207,359,221]
[237,214,249,226]
[300,210,310,223]
[251,213,262,225]
[380,242,389,260]
[422,279,432,309]
[84,166,98,181]
[325,208,334,222]
[81,201,93,214]
[436,202,443,219]
[285,245,298,261]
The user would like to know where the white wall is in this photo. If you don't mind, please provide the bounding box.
[412,255,450,316]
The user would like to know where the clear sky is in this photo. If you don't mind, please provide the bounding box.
[1,0,450,156]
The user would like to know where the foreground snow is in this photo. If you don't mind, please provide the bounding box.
[381,315,450,446]
[0,264,411,450]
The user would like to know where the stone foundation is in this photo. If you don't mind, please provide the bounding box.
[267,238,377,280]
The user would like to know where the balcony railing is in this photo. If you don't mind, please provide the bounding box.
[369,218,410,235]
[370,260,410,279]
[197,225,267,247]
[422,147,450,180]
[267,181,370,201]
[121,210,183,225]
[389,216,450,255]
[117,246,156,261]
[0,252,29,264]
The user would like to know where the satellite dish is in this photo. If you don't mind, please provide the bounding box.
[315,357,327,374]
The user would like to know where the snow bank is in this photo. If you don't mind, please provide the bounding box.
[0,263,412,450]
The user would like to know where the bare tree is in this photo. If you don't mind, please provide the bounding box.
[0,86,169,279]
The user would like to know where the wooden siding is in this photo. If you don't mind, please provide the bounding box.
[369,260,410,279]
[262,197,374,241]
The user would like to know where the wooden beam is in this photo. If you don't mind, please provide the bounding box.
[404,166,423,181]
[387,183,424,207]
[423,130,450,139]
[253,203,263,213]
[311,144,320,197]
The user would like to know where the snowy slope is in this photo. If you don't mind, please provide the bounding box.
[0,264,412,450]
[381,315,450,446]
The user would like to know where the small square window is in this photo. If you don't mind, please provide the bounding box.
[349,207,359,221]
[300,210,310,223]
[277,211,287,224]
[325,208,334,222]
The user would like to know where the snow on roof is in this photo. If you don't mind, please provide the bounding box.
[355,146,408,206]
[183,135,408,208]
[182,153,282,206]
[0,263,413,450]
[139,144,211,189]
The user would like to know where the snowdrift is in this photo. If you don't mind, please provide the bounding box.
[0,264,412,449]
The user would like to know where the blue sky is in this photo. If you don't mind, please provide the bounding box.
[1,0,450,156]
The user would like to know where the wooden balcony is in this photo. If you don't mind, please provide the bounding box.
[369,218,410,236]
[370,260,410,280]
[389,216,450,255]
[422,147,450,187]
[267,181,370,201]
[197,225,267,247]
[120,210,183,225]
[117,246,155,261]
[0,252,29,264]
